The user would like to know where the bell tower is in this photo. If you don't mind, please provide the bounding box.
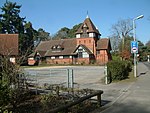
[76,16,101,55]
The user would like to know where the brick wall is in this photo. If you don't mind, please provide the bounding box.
[46,57,90,65]
[46,58,73,64]
[76,58,90,64]
[96,50,109,65]
[76,38,96,55]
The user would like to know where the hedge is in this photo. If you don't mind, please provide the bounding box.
[107,60,132,81]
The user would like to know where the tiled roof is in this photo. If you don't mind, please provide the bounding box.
[97,38,111,50]
[28,50,46,57]
[76,17,100,34]
[0,34,18,56]
[36,38,77,56]
[37,51,47,57]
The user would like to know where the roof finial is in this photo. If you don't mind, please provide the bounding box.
[86,11,89,18]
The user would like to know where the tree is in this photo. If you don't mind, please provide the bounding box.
[68,23,82,38]
[146,40,150,47]
[111,19,133,51]
[119,36,133,60]
[0,1,25,33]
[109,35,121,53]
[37,28,50,41]
[0,1,36,55]
[52,23,81,39]
[53,27,70,40]
[0,55,29,112]
[138,40,150,61]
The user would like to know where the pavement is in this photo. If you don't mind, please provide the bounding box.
[90,62,150,113]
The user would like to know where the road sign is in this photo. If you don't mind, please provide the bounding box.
[131,41,138,53]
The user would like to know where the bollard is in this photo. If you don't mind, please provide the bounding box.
[104,65,108,85]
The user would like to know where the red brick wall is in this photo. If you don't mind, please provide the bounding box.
[76,38,96,55]
[28,58,36,65]
[96,50,109,65]
[76,58,90,64]
[46,57,90,65]
[46,58,73,64]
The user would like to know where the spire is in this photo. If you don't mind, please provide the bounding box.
[86,11,89,18]
[96,26,98,30]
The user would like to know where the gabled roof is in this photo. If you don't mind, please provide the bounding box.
[76,17,100,35]
[36,38,77,56]
[73,44,93,54]
[0,34,18,56]
[37,51,47,57]
[28,50,46,58]
[97,38,112,50]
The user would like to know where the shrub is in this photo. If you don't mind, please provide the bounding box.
[107,60,132,81]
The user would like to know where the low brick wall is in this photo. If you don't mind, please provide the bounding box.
[46,58,73,64]
[46,58,90,65]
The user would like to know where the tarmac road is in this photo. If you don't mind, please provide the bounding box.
[91,62,150,113]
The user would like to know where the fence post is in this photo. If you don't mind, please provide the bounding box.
[67,69,70,88]
[97,94,102,106]
[36,71,38,95]
[71,69,74,88]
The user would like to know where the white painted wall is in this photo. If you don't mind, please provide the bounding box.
[76,34,81,38]
[89,33,95,37]
[51,56,55,59]
[59,56,63,59]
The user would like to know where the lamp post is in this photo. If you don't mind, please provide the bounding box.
[133,15,144,77]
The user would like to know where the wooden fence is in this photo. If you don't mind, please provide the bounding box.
[48,90,103,113]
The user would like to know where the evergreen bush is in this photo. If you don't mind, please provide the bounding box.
[107,60,132,81]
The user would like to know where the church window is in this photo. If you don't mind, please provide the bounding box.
[78,49,83,58]
[78,52,83,58]
[89,40,91,43]
[79,41,81,44]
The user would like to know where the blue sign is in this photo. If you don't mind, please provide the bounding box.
[131,41,138,53]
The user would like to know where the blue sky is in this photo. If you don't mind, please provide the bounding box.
[0,0,150,44]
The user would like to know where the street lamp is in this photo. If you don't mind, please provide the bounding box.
[133,15,144,77]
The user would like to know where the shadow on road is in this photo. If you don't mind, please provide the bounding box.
[103,101,150,113]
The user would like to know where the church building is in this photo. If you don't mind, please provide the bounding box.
[28,16,112,65]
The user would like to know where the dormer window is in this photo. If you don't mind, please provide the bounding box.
[57,45,61,49]
[51,45,64,52]
[52,45,57,49]
[82,23,89,38]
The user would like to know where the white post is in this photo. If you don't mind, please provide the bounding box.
[104,65,108,84]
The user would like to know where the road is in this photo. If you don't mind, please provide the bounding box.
[143,62,150,70]
[92,62,150,113]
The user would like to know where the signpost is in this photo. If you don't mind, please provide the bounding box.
[131,41,138,53]
[131,41,138,78]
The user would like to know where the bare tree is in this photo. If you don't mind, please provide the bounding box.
[146,40,150,47]
[109,34,121,53]
[111,19,133,51]
[0,46,34,112]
